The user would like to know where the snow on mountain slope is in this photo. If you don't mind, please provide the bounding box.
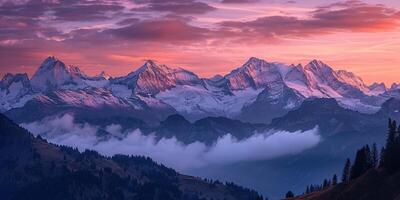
[96,71,111,80]
[239,82,305,123]
[138,95,177,110]
[0,73,30,89]
[111,60,202,95]
[390,83,400,90]
[284,64,308,86]
[368,82,387,95]
[84,71,110,88]
[0,73,36,111]
[108,84,132,98]
[30,56,87,91]
[0,56,394,123]
[35,88,135,108]
[30,56,110,91]
[224,57,286,90]
[302,60,371,99]
[381,88,400,99]
[282,63,327,98]
[335,97,381,114]
[156,85,263,120]
[221,58,369,99]
[336,70,369,93]
[220,58,380,117]
[290,60,381,113]
[303,60,348,97]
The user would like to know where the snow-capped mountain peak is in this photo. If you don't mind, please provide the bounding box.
[136,60,169,74]
[304,59,334,79]
[209,74,224,82]
[0,56,393,124]
[303,60,369,93]
[111,60,203,95]
[284,64,308,86]
[307,59,326,67]
[37,56,60,70]
[243,56,264,65]
[30,56,89,91]
[336,70,369,93]
[368,82,387,95]
[111,60,176,94]
[302,60,368,98]
[0,73,30,89]
[390,83,400,90]
[0,73,33,112]
[225,57,285,90]
[93,71,111,80]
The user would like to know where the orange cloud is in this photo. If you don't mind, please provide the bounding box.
[1,0,400,86]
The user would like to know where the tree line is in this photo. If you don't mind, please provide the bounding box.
[342,118,400,182]
[287,118,400,198]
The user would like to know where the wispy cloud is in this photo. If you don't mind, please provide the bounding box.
[1,0,400,85]
[221,0,260,4]
[220,0,400,40]
[132,0,216,15]
[21,114,321,171]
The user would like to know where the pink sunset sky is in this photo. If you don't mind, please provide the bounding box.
[0,0,400,85]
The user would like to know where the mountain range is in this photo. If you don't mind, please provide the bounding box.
[1,56,399,124]
[2,56,400,199]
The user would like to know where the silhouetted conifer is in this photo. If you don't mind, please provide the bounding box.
[350,145,373,180]
[322,179,328,189]
[380,119,400,173]
[332,174,337,185]
[379,146,386,167]
[342,158,351,183]
[371,143,379,168]
[383,119,397,172]
[285,191,294,198]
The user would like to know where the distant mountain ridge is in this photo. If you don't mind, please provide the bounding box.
[1,56,398,123]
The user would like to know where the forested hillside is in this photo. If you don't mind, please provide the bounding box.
[0,114,263,200]
[287,118,400,200]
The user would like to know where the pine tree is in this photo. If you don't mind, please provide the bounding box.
[394,125,400,170]
[322,179,328,189]
[305,186,310,194]
[387,119,396,163]
[332,174,337,185]
[285,191,294,198]
[379,146,386,167]
[382,119,399,172]
[342,158,351,183]
[371,143,379,168]
[365,145,373,169]
[350,145,373,180]
[256,195,264,200]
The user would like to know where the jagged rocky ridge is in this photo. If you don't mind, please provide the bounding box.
[1,56,398,124]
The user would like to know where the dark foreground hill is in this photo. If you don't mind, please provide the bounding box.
[287,117,400,200]
[0,114,263,200]
[290,169,400,200]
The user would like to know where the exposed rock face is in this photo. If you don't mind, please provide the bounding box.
[0,56,396,123]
